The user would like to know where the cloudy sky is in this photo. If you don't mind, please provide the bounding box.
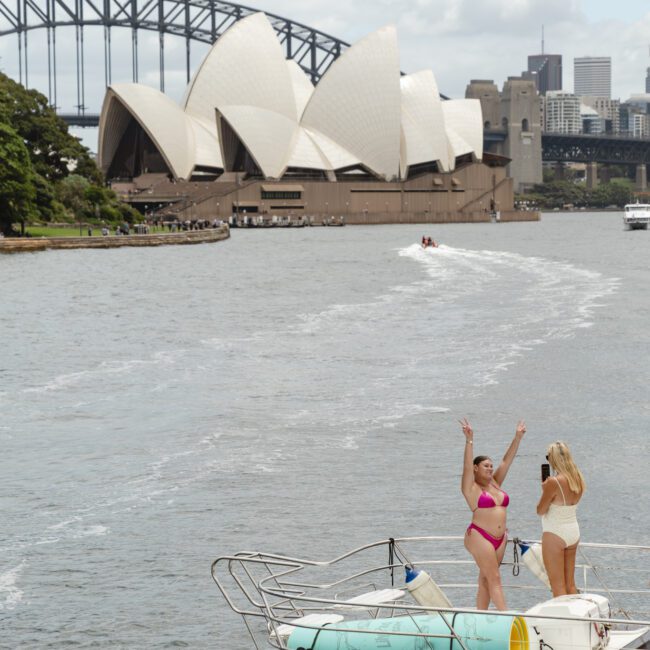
[253,0,650,100]
[1,0,649,148]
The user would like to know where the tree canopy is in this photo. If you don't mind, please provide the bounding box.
[0,73,100,183]
[0,73,138,234]
[518,178,633,210]
[0,122,36,235]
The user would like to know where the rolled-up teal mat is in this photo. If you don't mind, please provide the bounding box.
[287,612,529,650]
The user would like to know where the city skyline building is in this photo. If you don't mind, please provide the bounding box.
[574,56,612,98]
[545,91,581,134]
[581,96,620,134]
[525,54,562,95]
[646,67,650,94]
[629,112,649,138]
[621,95,650,137]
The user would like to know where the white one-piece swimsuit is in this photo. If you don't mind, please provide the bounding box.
[541,476,580,547]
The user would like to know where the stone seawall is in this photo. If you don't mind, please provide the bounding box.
[342,210,539,225]
[0,226,230,253]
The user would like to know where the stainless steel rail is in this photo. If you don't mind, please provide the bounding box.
[212,536,650,649]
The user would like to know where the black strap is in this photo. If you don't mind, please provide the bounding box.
[388,537,395,586]
[297,622,328,650]
[512,536,520,576]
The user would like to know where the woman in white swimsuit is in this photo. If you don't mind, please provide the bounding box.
[536,441,586,597]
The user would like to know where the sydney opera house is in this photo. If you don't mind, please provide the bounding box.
[98,13,517,222]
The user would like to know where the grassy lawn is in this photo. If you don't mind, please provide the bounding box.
[26,226,95,237]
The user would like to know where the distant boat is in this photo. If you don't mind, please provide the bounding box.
[623,203,650,230]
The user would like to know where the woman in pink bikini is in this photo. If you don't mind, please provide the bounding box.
[460,417,526,610]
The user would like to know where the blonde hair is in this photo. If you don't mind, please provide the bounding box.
[547,441,585,494]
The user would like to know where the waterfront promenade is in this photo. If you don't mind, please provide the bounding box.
[0,225,230,253]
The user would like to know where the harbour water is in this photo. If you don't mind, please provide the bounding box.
[1,212,648,648]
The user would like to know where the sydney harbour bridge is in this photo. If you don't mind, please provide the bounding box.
[2,0,650,176]
[0,0,349,126]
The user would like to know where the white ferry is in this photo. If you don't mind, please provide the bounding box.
[213,536,650,649]
[623,203,650,230]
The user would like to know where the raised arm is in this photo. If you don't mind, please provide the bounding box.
[536,477,557,515]
[460,418,475,501]
[493,420,526,486]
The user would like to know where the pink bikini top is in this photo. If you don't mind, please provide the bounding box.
[474,484,509,510]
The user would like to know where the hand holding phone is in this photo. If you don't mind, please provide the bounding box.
[541,463,550,482]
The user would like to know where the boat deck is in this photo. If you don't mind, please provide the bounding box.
[213,536,650,649]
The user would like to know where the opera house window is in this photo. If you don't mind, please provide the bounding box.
[261,191,302,200]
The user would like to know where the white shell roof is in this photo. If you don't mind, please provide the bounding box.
[218,105,299,178]
[99,13,483,182]
[187,115,223,169]
[286,60,314,120]
[301,25,401,179]
[184,13,298,125]
[99,83,196,179]
[400,70,451,175]
[441,99,483,161]
[302,127,360,170]
[286,127,333,171]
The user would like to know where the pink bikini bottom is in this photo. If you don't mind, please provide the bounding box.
[467,523,507,551]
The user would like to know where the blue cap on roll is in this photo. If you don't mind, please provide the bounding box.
[404,566,420,583]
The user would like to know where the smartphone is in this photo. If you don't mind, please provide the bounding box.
[541,463,551,482]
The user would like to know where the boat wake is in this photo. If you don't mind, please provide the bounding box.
[397,243,618,388]
[0,561,26,611]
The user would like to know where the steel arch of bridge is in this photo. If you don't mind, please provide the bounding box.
[542,133,650,165]
[0,0,349,117]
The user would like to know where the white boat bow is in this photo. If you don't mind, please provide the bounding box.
[623,203,650,230]
[212,536,650,649]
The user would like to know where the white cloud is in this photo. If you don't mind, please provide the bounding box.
[3,0,649,150]
[246,0,648,100]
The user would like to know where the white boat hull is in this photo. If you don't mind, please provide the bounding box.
[623,203,650,230]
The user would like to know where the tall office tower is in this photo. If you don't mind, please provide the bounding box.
[526,54,562,95]
[574,57,611,98]
[646,67,650,93]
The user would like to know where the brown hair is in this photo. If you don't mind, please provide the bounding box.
[473,455,490,466]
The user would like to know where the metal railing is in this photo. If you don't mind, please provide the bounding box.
[212,536,650,649]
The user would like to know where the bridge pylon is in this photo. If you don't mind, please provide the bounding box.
[586,162,599,190]
[635,164,647,191]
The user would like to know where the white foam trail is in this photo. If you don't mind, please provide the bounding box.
[23,350,188,394]
[340,435,359,449]
[375,404,450,422]
[399,243,619,335]
[0,561,26,610]
[47,516,82,531]
[397,243,619,390]
[291,242,615,339]
[73,526,108,538]
[34,537,61,545]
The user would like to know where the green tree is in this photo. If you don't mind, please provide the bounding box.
[55,174,92,220]
[32,173,66,223]
[0,122,36,235]
[0,72,97,183]
[527,180,588,209]
[590,180,632,208]
[0,73,175,230]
